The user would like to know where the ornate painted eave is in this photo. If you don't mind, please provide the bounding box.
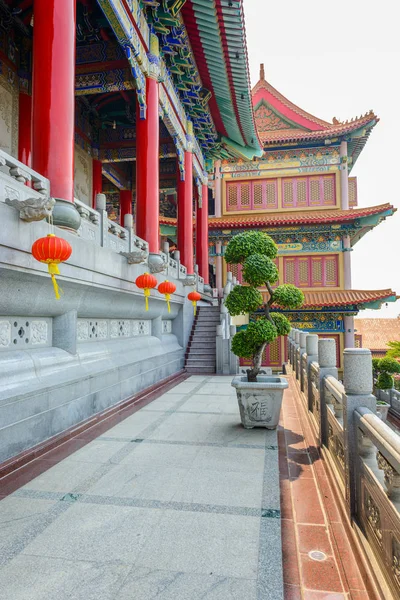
[252,66,378,169]
[181,0,263,159]
[208,203,396,230]
[262,289,399,310]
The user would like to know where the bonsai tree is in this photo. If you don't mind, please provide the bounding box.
[374,357,400,390]
[225,231,304,382]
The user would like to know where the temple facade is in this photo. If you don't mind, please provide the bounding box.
[0,0,262,463]
[206,65,397,371]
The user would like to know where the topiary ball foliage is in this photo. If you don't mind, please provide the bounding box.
[231,319,277,358]
[224,231,277,265]
[272,284,304,310]
[376,372,394,390]
[372,358,381,371]
[378,357,400,374]
[270,312,291,336]
[224,285,264,316]
[242,254,279,287]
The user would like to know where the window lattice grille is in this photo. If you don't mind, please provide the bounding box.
[323,177,335,205]
[241,183,251,207]
[227,184,238,210]
[325,258,338,286]
[311,259,323,285]
[253,183,263,206]
[309,178,321,205]
[266,181,277,206]
[297,179,307,206]
[298,259,310,286]
[285,260,295,284]
[283,180,294,206]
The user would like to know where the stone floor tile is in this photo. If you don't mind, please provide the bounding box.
[296,524,333,556]
[119,440,201,469]
[165,382,202,394]
[174,467,264,509]
[115,567,257,600]
[299,554,343,592]
[0,497,57,554]
[136,509,260,579]
[194,383,235,396]
[284,583,302,600]
[281,519,300,586]
[22,503,161,564]
[291,478,325,525]
[192,445,266,474]
[60,440,128,464]
[104,410,168,439]
[176,394,238,415]
[279,480,293,520]
[22,458,109,494]
[0,554,131,600]
[147,412,272,447]
[287,452,313,480]
[302,592,346,600]
[329,522,367,591]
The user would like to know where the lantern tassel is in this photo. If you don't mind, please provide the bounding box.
[48,262,61,300]
[144,287,151,311]
[192,300,196,316]
[165,293,171,313]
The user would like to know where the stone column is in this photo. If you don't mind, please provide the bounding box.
[214,159,222,217]
[344,315,355,349]
[306,334,319,411]
[32,0,80,231]
[215,241,223,296]
[342,348,376,517]
[136,32,160,253]
[18,93,32,169]
[177,150,194,275]
[119,190,132,227]
[196,182,210,284]
[299,332,308,392]
[343,348,376,517]
[92,160,103,208]
[294,330,301,380]
[318,338,338,447]
[340,140,349,210]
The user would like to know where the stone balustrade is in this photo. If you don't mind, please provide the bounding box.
[288,329,400,599]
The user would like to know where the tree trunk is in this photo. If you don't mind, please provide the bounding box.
[247,343,266,382]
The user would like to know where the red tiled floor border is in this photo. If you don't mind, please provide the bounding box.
[0,369,189,497]
[280,373,383,600]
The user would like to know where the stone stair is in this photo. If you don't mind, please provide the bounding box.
[185,305,219,374]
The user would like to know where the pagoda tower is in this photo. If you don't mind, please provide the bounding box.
[209,64,397,371]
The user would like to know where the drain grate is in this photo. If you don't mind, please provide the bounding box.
[308,550,327,561]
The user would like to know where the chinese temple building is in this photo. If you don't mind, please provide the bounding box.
[208,65,397,371]
[0,0,262,463]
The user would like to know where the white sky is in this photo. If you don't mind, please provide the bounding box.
[243,0,400,318]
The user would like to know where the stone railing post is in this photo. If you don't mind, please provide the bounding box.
[299,332,308,392]
[295,330,301,379]
[342,348,376,517]
[96,193,107,247]
[290,329,297,367]
[306,334,318,411]
[318,339,338,447]
[288,330,293,366]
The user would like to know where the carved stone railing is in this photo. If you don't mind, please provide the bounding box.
[0,149,53,221]
[355,407,400,597]
[287,328,400,598]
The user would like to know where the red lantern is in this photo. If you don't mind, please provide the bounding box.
[187,291,201,315]
[135,272,158,311]
[31,233,72,300]
[158,280,176,313]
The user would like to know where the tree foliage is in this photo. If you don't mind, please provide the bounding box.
[376,372,394,390]
[224,231,277,264]
[224,231,303,381]
[372,356,400,390]
[386,340,400,360]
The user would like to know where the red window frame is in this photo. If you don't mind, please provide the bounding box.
[226,179,278,212]
[283,255,339,288]
[281,174,336,208]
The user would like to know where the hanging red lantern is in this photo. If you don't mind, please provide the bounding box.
[157,280,176,313]
[187,291,201,315]
[135,272,158,311]
[31,233,72,300]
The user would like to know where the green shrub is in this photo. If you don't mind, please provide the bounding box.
[378,357,400,374]
[376,372,394,390]
[224,231,303,381]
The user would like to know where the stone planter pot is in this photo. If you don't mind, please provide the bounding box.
[231,375,288,429]
[376,401,390,422]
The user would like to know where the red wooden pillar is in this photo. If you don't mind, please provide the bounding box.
[177,152,194,274]
[196,183,209,284]
[135,77,159,252]
[18,93,32,168]
[119,190,132,226]
[32,0,76,205]
[92,160,103,208]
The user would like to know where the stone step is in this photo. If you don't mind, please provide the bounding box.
[186,360,216,368]
[185,367,216,374]
[188,343,216,351]
[187,349,216,356]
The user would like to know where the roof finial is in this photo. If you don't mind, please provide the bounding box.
[260,63,265,81]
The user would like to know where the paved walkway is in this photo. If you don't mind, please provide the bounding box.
[0,376,283,600]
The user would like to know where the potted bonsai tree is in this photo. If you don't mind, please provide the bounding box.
[373,357,400,421]
[225,231,304,429]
